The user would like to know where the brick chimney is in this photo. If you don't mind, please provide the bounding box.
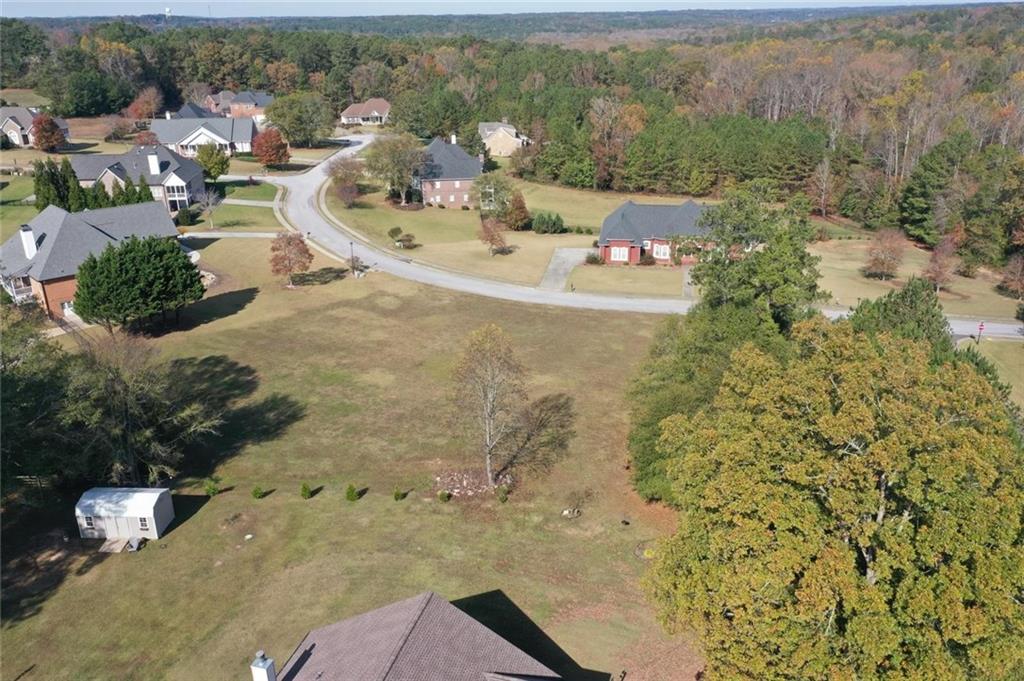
[19,225,36,259]
[250,651,276,681]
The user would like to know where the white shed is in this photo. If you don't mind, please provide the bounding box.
[75,487,175,540]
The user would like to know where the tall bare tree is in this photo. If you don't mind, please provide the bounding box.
[863,228,906,280]
[922,234,959,292]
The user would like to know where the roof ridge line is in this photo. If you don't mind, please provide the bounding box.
[373,592,434,681]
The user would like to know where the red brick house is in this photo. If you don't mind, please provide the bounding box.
[415,136,483,209]
[228,91,273,123]
[598,200,709,265]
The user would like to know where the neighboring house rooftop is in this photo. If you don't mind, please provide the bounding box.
[149,117,256,144]
[209,90,236,105]
[478,121,518,139]
[421,137,482,181]
[233,91,274,107]
[0,202,178,282]
[278,592,561,681]
[69,145,203,186]
[598,200,709,245]
[340,97,391,118]
[75,488,168,517]
[173,102,221,119]
[0,106,69,131]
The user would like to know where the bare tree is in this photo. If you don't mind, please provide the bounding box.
[451,324,526,487]
[194,191,222,230]
[922,234,959,292]
[1000,254,1024,301]
[270,233,314,288]
[808,156,840,217]
[863,228,906,280]
[478,218,508,256]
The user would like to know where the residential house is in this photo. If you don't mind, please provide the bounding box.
[251,591,561,681]
[229,91,273,123]
[75,488,175,541]
[149,115,256,157]
[478,120,529,157]
[416,136,482,209]
[340,98,391,125]
[203,90,236,115]
[69,145,205,213]
[171,102,222,119]
[598,200,709,265]
[0,106,69,148]
[0,202,178,319]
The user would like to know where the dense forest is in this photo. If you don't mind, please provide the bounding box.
[1,3,1023,267]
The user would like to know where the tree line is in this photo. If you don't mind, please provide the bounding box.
[33,157,155,212]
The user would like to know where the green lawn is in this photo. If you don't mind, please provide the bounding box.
[220,180,278,202]
[568,264,689,297]
[189,204,283,233]
[0,140,135,170]
[0,239,700,680]
[0,88,51,107]
[0,175,37,240]
[975,339,1024,408]
[228,156,312,177]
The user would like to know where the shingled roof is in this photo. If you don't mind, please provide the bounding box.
[420,137,482,181]
[233,91,274,107]
[69,145,203,186]
[341,97,391,118]
[149,117,256,145]
[0,203,178,283]
[173,102,221,119]
[277,592,561,681]
[598,200,709,245]
[0,106,69,132]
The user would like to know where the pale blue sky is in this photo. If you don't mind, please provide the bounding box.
[1,0,1016,19]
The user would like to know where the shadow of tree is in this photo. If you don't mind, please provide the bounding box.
[142,288,259,337]
[497,393,576,482]
[451,590,610,681]
[293,267,349,286]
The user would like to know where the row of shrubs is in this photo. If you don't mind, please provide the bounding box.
[206,478,511,503]
[531,211,594,235]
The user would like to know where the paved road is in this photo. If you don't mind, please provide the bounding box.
[263,135,1022,339]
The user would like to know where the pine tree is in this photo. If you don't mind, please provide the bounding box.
[121,177,138,205]
[110,181,126,206]
[33,160,54,210]
[136,176,154,203]
[88,182,111,209]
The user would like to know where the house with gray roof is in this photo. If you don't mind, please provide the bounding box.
[69,145,205,213]
[254,592,561,681]
[203,90,236,114]
[478,120,530,157]
[416,136,483,209]
[172,102,222,119]
[340,97,391,125]
[150,115,256,158]
[0,202,178,319]
[229,91,274,123]
[0,106,69,148]
[598,199,709,265]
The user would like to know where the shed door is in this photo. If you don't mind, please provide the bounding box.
[106,516,131,538]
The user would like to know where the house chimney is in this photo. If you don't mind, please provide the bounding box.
[19,225,36,259]
[250,651,276,681]
[147,153,160,176]
[165,111,172,120]
[450,133,457,145]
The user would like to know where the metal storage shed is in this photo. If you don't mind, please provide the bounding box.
[75,488,175,540]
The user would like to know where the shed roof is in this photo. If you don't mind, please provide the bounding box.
[420,137,482,181]
[149,117,256,144]
[278,592,560,681]
[598,200,709,245]
[69,145,203,186]
[75,488,169,517]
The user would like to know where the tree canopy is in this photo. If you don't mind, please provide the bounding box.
[265,92,334,148]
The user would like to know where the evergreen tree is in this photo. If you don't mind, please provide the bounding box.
[136,176,154,203]
[898,131,972,245]
[87,182,111,209]
[121,176,138,204]
[110,181,126,206]
[849,276,954,360]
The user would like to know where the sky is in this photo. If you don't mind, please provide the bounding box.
[1,0,1018,19]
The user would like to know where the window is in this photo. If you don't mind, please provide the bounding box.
[139,517,149,531]
[449,195,455,203]
[84,516,94,529]
[454,180,460,188]
[653,244,671,259]
[434,181,441,189]
[463,194,469,202]
[610,247,629,262]
[643,240,651,250]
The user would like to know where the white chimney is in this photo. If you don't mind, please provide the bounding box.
[450,133,457,145]
[147,153,160,175]
[165,111,172,120]
[250,651,276,681]
[19,225,36,259]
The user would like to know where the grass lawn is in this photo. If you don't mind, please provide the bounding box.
[0,140,135,170]
[810,238,1017,320]
[228,156,312,177]
[288,143,346,162]
[568,264,688,297]
[0,175,37,240]
[975,339,1024,408]
[220,180,278,202]
[0,238,699,681]
[0,88,51,107]
[188,204,283,233]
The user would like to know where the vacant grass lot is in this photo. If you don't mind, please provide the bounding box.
[0,238,698,681]
[0,140,135,170]
[568,264,687,297]
[0,175,37,240]
[190,204,283,233]
[975,339,1024,408]
[220,180,278,202]
[0,88,51,107]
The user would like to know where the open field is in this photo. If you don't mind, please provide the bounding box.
[190,204,283,233]
[288,143,346,162]
[0,88,51,107]
[0,238,698,681]
[975,339,1024,408]
[0,140,135,169]
[0,176,37,240]
[568,264,688,297]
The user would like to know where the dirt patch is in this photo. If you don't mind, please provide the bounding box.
[616,630,705,681]
[435,469,512,498]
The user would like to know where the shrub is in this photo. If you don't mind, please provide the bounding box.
[639,253,656,266]
[251,486,264,500]
[584,228,593,235]
[585,252,604,265]
[203,477,221,497]
[533,212,567,234]
[592,239,599,248]
[437,204,446,209]
[437,490,452,503]
[387,226,403,240]
[461,205,470,210]
[496,486,509,503]
[346,484,359,502]
[1017,304,1024,322]
[176,207,195,227]
[573,226,583,234]
[300,482,312,499]
[393,487,406,501]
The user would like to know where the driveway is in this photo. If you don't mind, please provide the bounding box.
[540,248,591,291]
[262,136,1023,338]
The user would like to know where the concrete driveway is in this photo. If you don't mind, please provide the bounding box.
[540,248,592,291]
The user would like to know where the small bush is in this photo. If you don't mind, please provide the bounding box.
[437,204,446,209]
[300,482,312,499]
[176,207,195,227]
[346,484,359,502]
[461,205,470,210]
[393,487,406,501]
[585,252,603,265]
[1017,304,1024,322]
[437,490,452,503]
[584,228,593,235]
[533,211,568,234]
[496,486,509,503]
[203,477,221,497]
[592,239,599,248]
[251,486,264,500]
[387,226,403,240]
[639,253,656,266]
[573,226,583,234]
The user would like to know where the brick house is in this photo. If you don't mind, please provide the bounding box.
[415,136,482,209]
[0,202,179,319]
[203,90,235,114]
[598,200,709,265]
[69,145,206,214]
[228,91,273,123]
[340,98,391,125]
[0,106,69,148]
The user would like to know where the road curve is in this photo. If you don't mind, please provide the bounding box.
[266,136,1023,340]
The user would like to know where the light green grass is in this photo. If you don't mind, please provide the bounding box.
[189,204,283,233]
[976,339,1024,408]
[568,264,688,297]
[0,140,136,170]
[0,88,51,107]
[228,157,311,177]
[220,180,278,202]
[0,239,697,680]
[0,175,37,240]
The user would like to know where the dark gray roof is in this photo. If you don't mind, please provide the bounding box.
[149,117,256,144]
[233,91,274,107]
[174,103,221,119]
[421,138,482,181]
[278,592,561,681]
[0,106,69,132]
[0,203,178,282]
[69,145,203,186]
[598,200,709,245]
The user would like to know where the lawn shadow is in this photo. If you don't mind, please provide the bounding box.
[180,237,219,251]
[257,488,276,499]
[293,267,349,286]
[170,287,260,333]
[308,485,325,499]
[159,494,209,538]
[451,590,610,681]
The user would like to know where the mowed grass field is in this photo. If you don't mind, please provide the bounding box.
[221,180,278,202]
[0,88,51,107]
[0,175,37,240]
[189,204,284,233]
[0,238,699,681]
[975,339,1024,408]
[568,264,688,297]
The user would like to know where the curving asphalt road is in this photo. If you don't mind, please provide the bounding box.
[265,135,1023,340]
